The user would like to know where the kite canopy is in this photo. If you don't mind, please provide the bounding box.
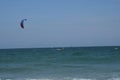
[20,19,27,29]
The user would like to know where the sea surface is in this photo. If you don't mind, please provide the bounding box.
[0,46,120,80]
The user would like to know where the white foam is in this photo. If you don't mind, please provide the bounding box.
[0,78,52,80]
[26,79,52,80]
[1,78,120,80]
[26,78,95,80]
[108,78,120,80]
[72,78,95,80]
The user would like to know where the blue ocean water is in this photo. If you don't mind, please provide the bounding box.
[0,46,120,80]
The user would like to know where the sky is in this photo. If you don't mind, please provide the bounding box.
[0,0,120,49]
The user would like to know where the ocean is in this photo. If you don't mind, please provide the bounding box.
[0,46,120,80]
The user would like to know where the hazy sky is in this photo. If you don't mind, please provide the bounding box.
[0,0,120,49]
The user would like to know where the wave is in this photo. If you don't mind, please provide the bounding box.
[0,77,120,80]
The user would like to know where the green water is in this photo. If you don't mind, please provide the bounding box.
[0,46,120,80]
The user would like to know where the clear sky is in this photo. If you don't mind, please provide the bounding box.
[0,0,120,49]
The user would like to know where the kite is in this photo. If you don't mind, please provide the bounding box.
[20,19,27,29]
